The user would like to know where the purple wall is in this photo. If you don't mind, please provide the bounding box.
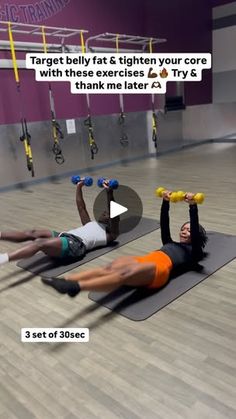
[144,0,212,106]
[0,0,212,124]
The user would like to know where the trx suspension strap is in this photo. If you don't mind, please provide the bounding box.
[116,35,128,147]
[149,38,157,149]
[82,32,98,160]
[8,22,35,176]
[42,26,65,164]
[84,93,98,160]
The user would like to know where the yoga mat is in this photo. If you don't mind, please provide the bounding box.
[89,232,236,321]
[17,217,160,277]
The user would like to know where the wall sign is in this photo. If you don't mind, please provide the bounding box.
[0,0,71,23]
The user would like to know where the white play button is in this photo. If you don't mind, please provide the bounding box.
[110,201,128,218]
[94,185,143,233]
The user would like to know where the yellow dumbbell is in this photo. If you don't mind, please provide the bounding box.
[175,191,185,201]
[193,193,205,204]
[155,187,166,197]
[176,191,205,204]
[155,187,179,202]
[169,192,179,203]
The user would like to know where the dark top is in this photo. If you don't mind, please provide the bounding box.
[160,200,203,276]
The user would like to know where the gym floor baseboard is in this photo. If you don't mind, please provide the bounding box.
[0,138,235,194]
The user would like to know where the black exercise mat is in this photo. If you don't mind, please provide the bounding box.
[17,217,160,277]
[89,232,236,321]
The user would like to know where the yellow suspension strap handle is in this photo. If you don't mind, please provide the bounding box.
[8,21,35,177]
[42,26,65,164]
[82,31,98,159]
[116,35,128,147]
[149,38,157,149]
[84,112,98,160]
[20,118,35,176]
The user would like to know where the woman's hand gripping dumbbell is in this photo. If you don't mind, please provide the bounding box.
[97,178,119,190]
[71,175,93,187]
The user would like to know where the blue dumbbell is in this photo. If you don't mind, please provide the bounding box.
[71,175,93,186]
[97,177,119,189]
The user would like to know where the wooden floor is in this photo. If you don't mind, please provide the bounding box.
[0,143,236,419]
